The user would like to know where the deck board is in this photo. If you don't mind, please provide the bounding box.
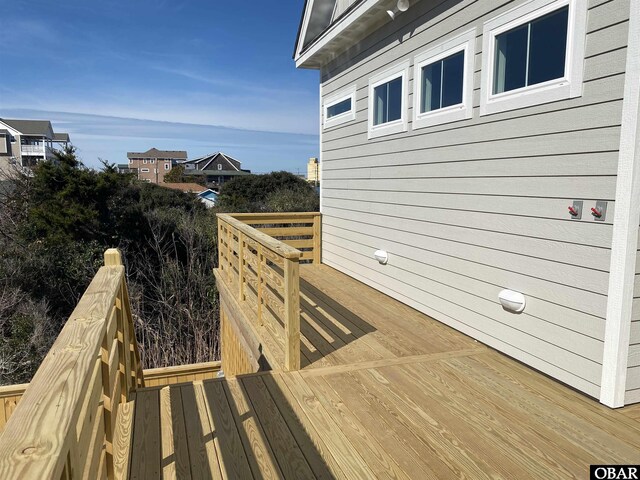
[129,351,640,479]
[297,265,481,369]
[128,264,640,478]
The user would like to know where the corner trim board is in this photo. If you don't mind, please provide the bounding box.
[600,0,640,408]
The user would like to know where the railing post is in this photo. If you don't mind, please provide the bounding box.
[238,231,245,302]
[104,248,122,266]
[283,257,300,371]
[257,244,264,326]
[313,213,321,265]
[217,221,224,272]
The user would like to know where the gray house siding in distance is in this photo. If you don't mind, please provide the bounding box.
[317,0,630,400]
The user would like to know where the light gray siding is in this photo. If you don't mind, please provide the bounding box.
[627,236,640,403]
[319,0,629,399]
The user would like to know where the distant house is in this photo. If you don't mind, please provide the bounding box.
[159,182,217,208]
[197,189,218,208]
[181,152,250,188]
[160,182,206,194]
[0,118,70,172]
[116,163,134,174]
[126,148,187,184]
[307,157,319,184]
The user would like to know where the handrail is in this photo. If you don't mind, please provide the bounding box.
[217,214,302,260]
[0,363,219,432]
[226,212,322,264]
[216,213,323,372]
[0,249,144,479]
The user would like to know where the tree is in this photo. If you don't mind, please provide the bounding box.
[163,164,205,185]
[0,147,220,384]
[216,171,319,212]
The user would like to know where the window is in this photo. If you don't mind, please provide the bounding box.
[140,168,149,173]
[368,60,409,139]
[480,0,587,115]
[150,159,155,164]
[323,85,356,128]
[164,163,170,171]
[143,159,148,164]
[217,163,223,171]
[413,29,475,129]
[493,7,568,94]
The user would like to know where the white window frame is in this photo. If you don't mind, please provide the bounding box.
[164,163,170,171]
[217,163,223,171]
[323,85,357,129]
[413,28,476,130]
[368,60,410,139]
[480,0,587,116]
[143,159,148,164]
[140,168,149,173]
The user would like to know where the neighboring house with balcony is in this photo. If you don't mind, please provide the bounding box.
[126,148,187,184]
[181,152,251,188]
[0,118,70,172]
[294,0,640,408]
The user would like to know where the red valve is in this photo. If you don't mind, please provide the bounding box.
[568,206,579,217]
[591,207,602,218]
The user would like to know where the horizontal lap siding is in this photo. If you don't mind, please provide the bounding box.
[319,0,629,399]
[628,238,640,403]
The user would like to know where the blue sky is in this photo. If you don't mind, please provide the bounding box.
[0,0,319,173]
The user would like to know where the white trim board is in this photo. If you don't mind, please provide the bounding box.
[600,0,640,408]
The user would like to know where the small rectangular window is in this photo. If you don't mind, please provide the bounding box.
[373,77,402,126]
[493,7,568,94]
[413,29,475,129]
[217,164,223,171]
[480,0,586,116]
[421,51,464,113]
[327,98,351,118]
[141,168,149,173]
[323,85,356,128]
[368,60,409,138]
[143,159,148,164]
[164,163,170,171]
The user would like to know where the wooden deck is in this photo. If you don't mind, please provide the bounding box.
[127,265,640,479]
[129,351,640,479]
[268,264,480,370]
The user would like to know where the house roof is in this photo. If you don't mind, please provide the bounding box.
[182,152,242,171]
[0,118,53,136]
[53,133,70,142]
[294,0,365,58]
[198,190,218,199]
[185,170,251,177]
[160,182,207,193]
[294,0,395,68]
[127,148,188,160]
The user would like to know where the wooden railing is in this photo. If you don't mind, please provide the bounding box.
[143,361,221,387]
[0,384,28,435]
[0,362,221,432]
[229,212,321,264]
[216,213,321,372]
[0,249,144,479]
